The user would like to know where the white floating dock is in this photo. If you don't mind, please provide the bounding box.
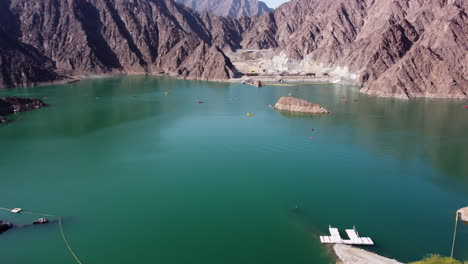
[320,225,374,246]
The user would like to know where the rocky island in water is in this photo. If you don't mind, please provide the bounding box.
[274,97,330,114]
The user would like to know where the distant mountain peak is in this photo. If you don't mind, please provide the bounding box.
[176,0,273,18]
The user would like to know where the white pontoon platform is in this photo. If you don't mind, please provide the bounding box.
[320,225,374,246]
[11,208,22,213]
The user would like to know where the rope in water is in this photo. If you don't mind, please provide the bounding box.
[0,116,23,129]
[59,216,83,264]
[0,207,83,264]
[451,211,459,258]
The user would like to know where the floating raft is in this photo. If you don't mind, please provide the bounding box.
[11,208,22,213]
[320,225,374,245]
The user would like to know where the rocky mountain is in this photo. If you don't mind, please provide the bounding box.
[176,0,272,19]
[241,0,467,99]
[0,0,243,89]
[0,0,466,99]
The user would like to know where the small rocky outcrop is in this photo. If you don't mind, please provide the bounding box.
[0,97,47,114]
[0,221,13,234]
[243,79,264,87]
[252,80,264,87]
[0,96,47,122]
[33,218,49,224]
[274,97,330,114]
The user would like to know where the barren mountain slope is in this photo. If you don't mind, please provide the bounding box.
[241,0,467,98]
[176,0,272,18]
[0,0,243,88]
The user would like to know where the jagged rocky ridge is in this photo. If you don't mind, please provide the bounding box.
[176,0,272,19]
[0,0,244,89]
[0,0,466,99]
[241,0,467,99]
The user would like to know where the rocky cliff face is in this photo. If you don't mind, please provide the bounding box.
[176,0,272,19]
[0,0,466,99]
[0,0,243,89]
[241,0,468,99]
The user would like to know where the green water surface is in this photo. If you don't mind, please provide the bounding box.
[0,76,467,264]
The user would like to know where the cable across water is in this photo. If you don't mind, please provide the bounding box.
[0,206,84,264]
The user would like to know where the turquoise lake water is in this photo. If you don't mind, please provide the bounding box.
[0,76,467,264]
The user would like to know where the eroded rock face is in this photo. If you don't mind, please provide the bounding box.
[241,0,468,99]
[0,0,466,100]
[176,0,272,18]
[274,97,330,114]
[0,0,242,88]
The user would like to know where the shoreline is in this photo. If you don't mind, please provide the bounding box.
[333,244,403,264]
[1,73,467,100]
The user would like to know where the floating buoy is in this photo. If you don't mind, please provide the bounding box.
[198,101,204,103]
[11,208,22,213]
[464,106,468,109]
[165,92,169,95]
[246,113,254,116]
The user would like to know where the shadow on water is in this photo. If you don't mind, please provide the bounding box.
[344,96,468,189]
[0,76,192,138]
[275,85,468,193]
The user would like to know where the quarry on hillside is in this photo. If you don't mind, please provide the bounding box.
[226,49,361,85]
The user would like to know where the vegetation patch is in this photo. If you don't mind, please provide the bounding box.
[410,255,462,264]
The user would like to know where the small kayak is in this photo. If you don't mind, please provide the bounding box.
[198,101,204,103]
[246,113,254,116]
[464,106,468,109]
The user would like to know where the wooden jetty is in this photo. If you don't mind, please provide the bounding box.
[320,225,374,245]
